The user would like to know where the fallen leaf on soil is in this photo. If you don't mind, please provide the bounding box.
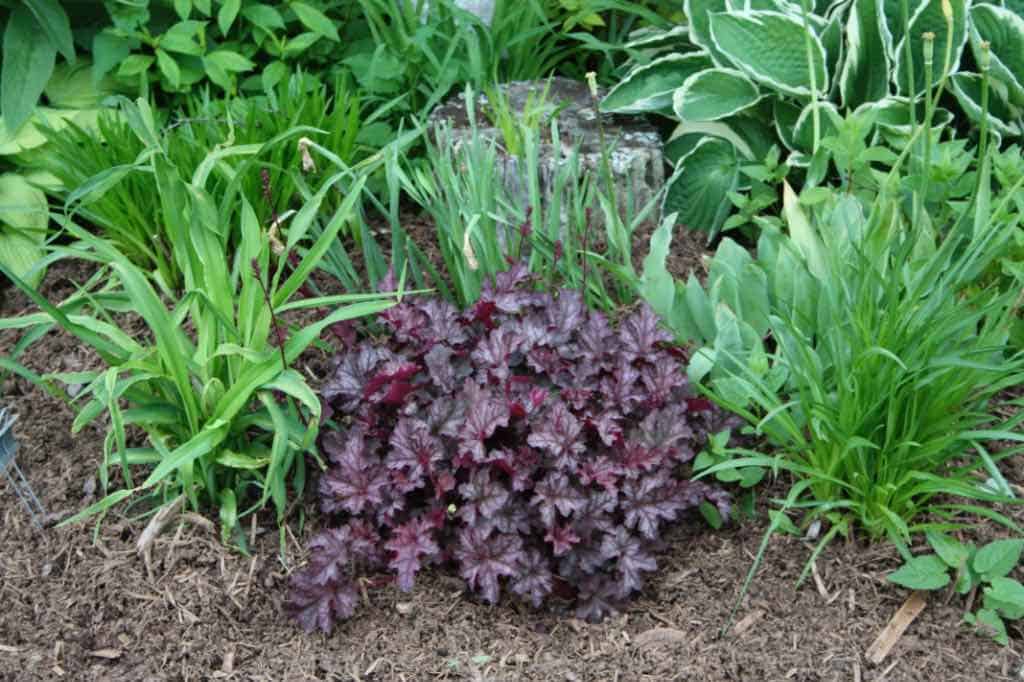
[634,627,689,650]
[731,609,765,636]
[865,591,927,665]
[89,649,122,660]
[0,644,21,654]
[136,495,185,557]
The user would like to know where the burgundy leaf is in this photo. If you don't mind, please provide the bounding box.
[640,360,687,405]
[458,469,510,529]
[323,347,389,411]
[620,473,686,538]
[471,327,521,382]
[546,290,586,344]
[527,401,584,468]
[618,304,673,359]
[385,517,440,592]
[589,410,623,447]
[419,298,468,346]
[379,303,428,344]
[424,344,457,393]
[511,549,554,608]
[285,577,358,634]
[577,456,623,493]
[545,523,581,556]
[531,472,586,526]
[363,360,420,406]
[458,381,510,463]
[455,528,524,604]
[600,528,657,597]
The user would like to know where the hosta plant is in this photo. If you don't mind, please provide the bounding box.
[286,264,732,632]
[602,0,1024,234]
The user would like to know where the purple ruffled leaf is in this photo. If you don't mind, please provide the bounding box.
[385,517,440,592]
[511,550,554,608]
[531,472,586,526]
[455,528,524,604]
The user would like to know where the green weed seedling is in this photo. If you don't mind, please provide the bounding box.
[888,532,1024,645]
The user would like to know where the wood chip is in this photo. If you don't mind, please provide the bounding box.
[731,609,765,636]
[136,495,185,557]
[634,627,689,650]
[89,649,122,660]
[811,560,830,600]
[865,591,927,665]
[0,645,21,654]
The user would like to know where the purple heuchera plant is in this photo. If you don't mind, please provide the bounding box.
[286,263,732,633]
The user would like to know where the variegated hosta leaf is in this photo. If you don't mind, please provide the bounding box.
[709,10,829,97]
[673,68,762,121]
[949,73,1023,138]
[893,0,969,97]
[793,101,842,152]
[773,98,803,151]
[820,12,844,99]
[662,136,741,235]
[840,0,891,108]
[969,4,1024,107]
[864,97,954,146]
[601,53,714,114]
[623,25,691,51]
[685,0,735,65]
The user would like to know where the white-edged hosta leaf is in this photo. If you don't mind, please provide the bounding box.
[820,11,844,98]
[602,53,714,114]
[662,136,741,235]
[685,0,734,64]
[792,101,841,152]
[709,10,829,97]
[969,4,1024,107]
[773,98,802,151]
[624,25,690,51]
[674,68,762,121]
[894,0,969,97]
[668,119,756,161]
[949,73,1022,138]
[840,0,891,108]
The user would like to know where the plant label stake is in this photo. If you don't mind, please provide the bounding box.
[0,407,45,528]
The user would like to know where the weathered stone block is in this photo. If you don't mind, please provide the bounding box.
[427,77,665,234]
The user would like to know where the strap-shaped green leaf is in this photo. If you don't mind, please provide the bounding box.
[1,7,57,132]
[709,10,828,97]
[24,0,75,62]
[674,68,761,122]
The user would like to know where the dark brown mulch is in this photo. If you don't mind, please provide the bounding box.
[3,261,1024,682]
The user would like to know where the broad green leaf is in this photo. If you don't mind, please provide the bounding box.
[118,55,155,78]
[91,33,133,81]
[709,10,828,97]
[218,0,242,35]
[969,4,1024,107]
[662,136,741,235]
[926,531,971,569]
[174,0,192,20]
[887,554,950,590]
[155,49,182,89]
[242,4,285,31]
[0,173,48,286]
[291,2,340,42]
[1,7,57,132]
[675,68,761,122]
[894,0,968,97]
[792,101,841,153]
[840,0,891,108]
[601,53,714,114]
[983,577,1024,620]
[965,608,1008,645]
[25,0,75,62]
[204,50,255,73]
[44,62,117,109]
[782,180,826,280]
[973,539,1024,581]
[685,275,717,343]
[159,21,205,55]
[949,73,1022,138]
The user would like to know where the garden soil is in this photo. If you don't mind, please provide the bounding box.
[2,262,1023,682]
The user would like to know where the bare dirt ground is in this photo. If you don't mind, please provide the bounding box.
[2,260,1023,682]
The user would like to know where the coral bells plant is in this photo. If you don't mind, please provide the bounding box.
[286,264,731,633]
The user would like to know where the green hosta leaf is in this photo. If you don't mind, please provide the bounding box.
[218,0,242,35]
[0,173,48,286]
[887,554,950,590]
[1,7,57,133]
[894,0,968,97]
[983,577,1024,620]
[973,539,1024,581]
[663,136,741,235]
[840,0,891,108]
[820,12,843,94]
[624,25,690,51]
[602,53,714,114]
[949,73,1022,138]
[25,0,75,62]
[969,4,1024,107]
[926,531,971,569]
[291,2,340,42]
[709,10,828,97]
[773,98,802,151]
[685,0,733,65]
[674,68,761,122]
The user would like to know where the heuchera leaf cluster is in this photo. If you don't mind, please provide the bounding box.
[286,264,732,633]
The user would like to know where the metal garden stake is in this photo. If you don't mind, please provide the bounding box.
[0,406,46,528]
